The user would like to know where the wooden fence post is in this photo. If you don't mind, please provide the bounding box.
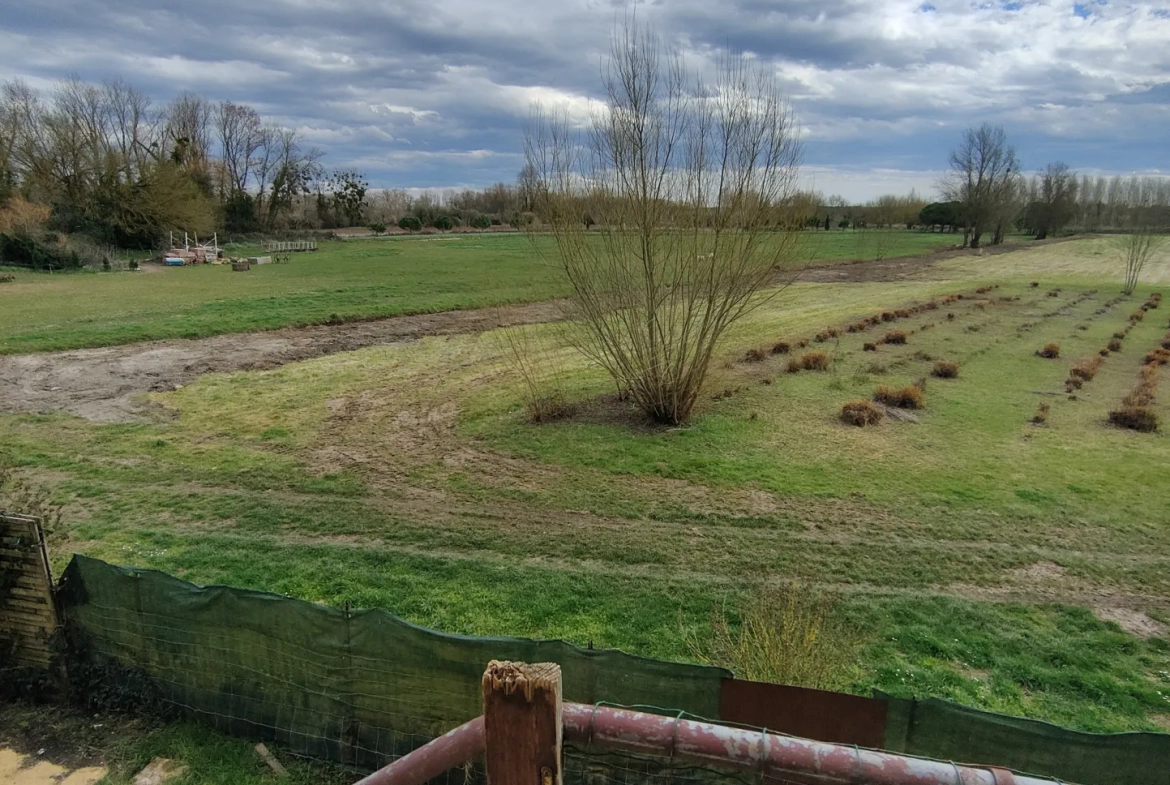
[482,661,562,785]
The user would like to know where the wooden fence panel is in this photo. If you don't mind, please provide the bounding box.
[0,514,57,670]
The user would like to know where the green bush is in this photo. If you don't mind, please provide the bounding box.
[397,215,422,232]
[367,222,387,235]
[470,214,492,231]
[0,231,82,271]
[432,215,453,231]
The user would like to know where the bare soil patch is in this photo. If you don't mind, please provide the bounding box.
[0,301,561,422]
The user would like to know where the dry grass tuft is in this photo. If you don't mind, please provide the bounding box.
[946,312,955,321]
[863,342,878,352]
[685,582,863,691]
[1099,348,1110,357]
[884,330,907,345]
[0,274,15,284]
[771,340,791,355]
[1030,281,1040,288]
[881,311,896,322]
[1144,348,1170,366]
[1031,402,1050,424]
[744,347,767,363]
[1070,356,1103,381]
[1108,339,1123,352]
[527,393,575,423]
[789,350,831,372]
[931,361,959,379]
[1036,343,1061,359]
[814,326,841,343]
[1108,406,1159,433]
[873,385,924,409]
[1047,290,1060,298]
[1131,310,1145,322]
[840,399,884,427]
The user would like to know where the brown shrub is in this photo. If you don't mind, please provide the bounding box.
[1123,386,1155,407]
[1065,377,1083,391]
[881,311,896,322]
[946,312,955,320]
[771,341,791,355]
[1131,310,1145,322]
[786,358,801,373]
[1070,356,1103,381]
[884,330,907,345]
[0,273,15,284]
[796,351,832,371]
[1109,406,1159,433]
[814,326,841,343]
[925,301,939,311]
[1036,343,1061,359]
[863,342,878,352]
[1031,402,1050,424]
[1113,331,1126,339]
[1108,339,1123,352]
[894,309,911,319]
[796,339,809,349]
[846,323,864,334]
[840,399,884,427]
[1162,337,1170,351]
[1099,348,1110,357]
[931,361,959,379]
[873,385,924,409]
[0,196,51,234]
[1144,348,1170,366]
[1047,290,1060,298]
[1030,281,1040,288]
[744,347,767,363]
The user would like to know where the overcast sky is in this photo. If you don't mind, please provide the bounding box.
[2,0,1167,202]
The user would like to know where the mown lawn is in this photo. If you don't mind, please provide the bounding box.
[0,230,957,355]
[2,237,1169,741]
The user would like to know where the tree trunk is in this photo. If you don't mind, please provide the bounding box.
[969,225,981,248]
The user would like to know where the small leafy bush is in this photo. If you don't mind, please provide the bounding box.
[397,215,423,232]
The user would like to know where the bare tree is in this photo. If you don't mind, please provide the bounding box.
[164,91,212,172]
[214,101,262,196]
[943,123,1020,248]
[1026,162,1078,240]
[1119,230,1164,296]
[526,23,803,425]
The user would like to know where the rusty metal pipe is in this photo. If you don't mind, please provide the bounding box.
[562,703,1055,785]
[353,716,484,785]
[355,704,1065,785]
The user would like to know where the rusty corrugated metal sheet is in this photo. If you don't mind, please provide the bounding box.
[718,677,888,749]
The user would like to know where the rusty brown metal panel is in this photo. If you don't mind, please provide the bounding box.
[718,677,888,749]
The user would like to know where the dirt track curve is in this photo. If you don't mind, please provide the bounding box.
[0,238,1074,423]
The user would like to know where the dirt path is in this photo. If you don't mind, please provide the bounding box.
[0,237,1078,423]
[0,301,562,422]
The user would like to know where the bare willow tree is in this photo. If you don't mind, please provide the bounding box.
[943,123,1020,248]
[1119,230,1165,295]
[526,24,803,425]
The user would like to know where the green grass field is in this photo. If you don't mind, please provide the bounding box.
[4,237,1170,743]
[0,230,957,355]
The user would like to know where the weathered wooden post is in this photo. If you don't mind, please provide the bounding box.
[481,661,562,785]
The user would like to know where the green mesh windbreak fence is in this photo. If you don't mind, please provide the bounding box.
[58,555,728,770]
[883,695,1170,785]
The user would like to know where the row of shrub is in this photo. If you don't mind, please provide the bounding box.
[1109,293,1165,432]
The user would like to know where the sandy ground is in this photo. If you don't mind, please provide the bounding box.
[0,748,105,785]
[0,239,1077,424]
